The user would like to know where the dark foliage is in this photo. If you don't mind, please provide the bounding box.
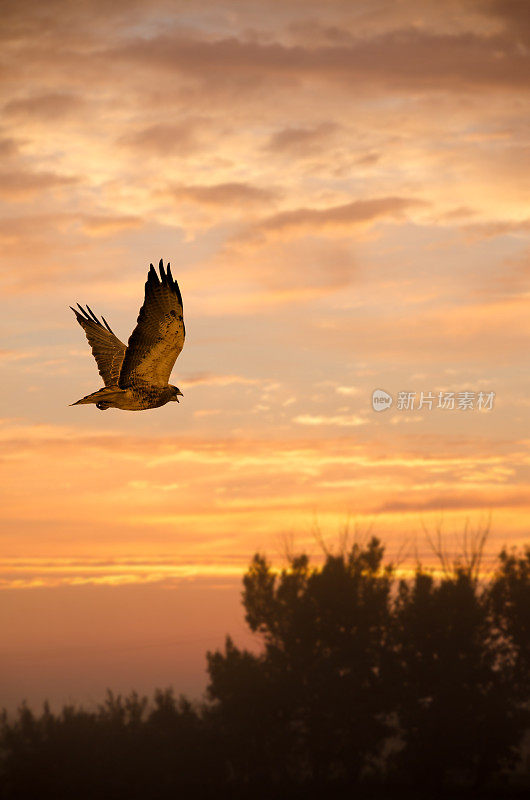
[1,536,530,799]
[207,540,395,785]
[393,568,525,788]
[0,690,222,800]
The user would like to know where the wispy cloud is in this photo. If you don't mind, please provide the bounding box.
[118,120,205,157]
[111,26,530,94]
[80,214,144,237]
[264,123,338,156]
[294,414,366,427]
[0,169,79,200]
[4,91,84,120]
[169,182,278,208]
[234,197,426,245]
[183,373,262,387]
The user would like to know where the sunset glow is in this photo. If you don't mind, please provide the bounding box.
[1,0,529,710]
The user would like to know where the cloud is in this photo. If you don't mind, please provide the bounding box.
[378,490,529,514]
[0,138,20,158]
[235,196,426,244]
[0,169,78,200]
[183,372,261,387]
[355,151,381,167]
[0,212,145,290]
[0,418,526,568]
[0,0,511,54]
[488,0,530,42]
[80,214,144,237]
[118,121,204,156]
[439,206,477,221]
[169,181,277,207]
[205,237,359,298]
[0,211,141,243]
[462,217,530,239]
[2,2,529,101]
[264,123,338,155]
[112,26,530,94]
[0,349,36,363]
[3,92,83,120]
[0,419,524,526]
[314,297,530,364]
[0,550,248,590]
[294,414,366,427]
[478,247,530,298]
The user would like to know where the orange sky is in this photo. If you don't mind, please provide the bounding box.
[1,0,529,711]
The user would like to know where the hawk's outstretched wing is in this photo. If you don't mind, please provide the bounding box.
[71,305,127,387]
[119,260,185,388]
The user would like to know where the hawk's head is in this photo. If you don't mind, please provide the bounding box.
[170,385,184,403]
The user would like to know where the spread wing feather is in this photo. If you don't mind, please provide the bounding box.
[71,304,127,387]
[119,259,185,388]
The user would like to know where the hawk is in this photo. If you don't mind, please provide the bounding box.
[71,259,185,411]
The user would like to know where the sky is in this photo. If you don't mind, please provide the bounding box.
[1,0,529,710]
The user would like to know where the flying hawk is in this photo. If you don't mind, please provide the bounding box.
[71,259,185,411]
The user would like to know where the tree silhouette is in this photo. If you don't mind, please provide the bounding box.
[2,536,530,798]
[393,566,526,788]
[490,545,530,697]
[207,538,396,786]
[207,537,530,792]
[0,690,222,799]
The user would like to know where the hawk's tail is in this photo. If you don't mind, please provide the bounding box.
[70,386,125,406]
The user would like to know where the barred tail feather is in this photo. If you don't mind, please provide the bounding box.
[70,386,125,406]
